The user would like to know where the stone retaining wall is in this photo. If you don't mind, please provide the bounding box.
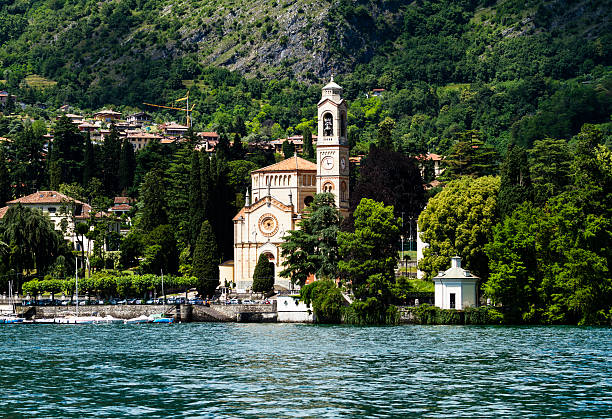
[22,303,278,322]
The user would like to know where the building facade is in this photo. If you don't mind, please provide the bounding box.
[228,78,349,291]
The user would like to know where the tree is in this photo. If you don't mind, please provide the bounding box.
[118,137,136,193]
[82,132,95,186]
[165,145,192,248]
[0,148,11,206]
[141,225,179,275]
[377,117,395,150]
[189,150,204,249]
[10,124,45,196]
[302,128,314,159]
[102,122,122,195]
[192,220,219,297]
[0,205,69,286]
[300,279,344,323]
[350,145,425,236]
[138,167,167,231]
[441,131,498,181]
[282,140,295,159]
[252,253,274,292]
[231,132,245,160]
[418,176,500,281]
[498,143,532,218]
[216,132,231,160]
[529,138,571,205]
[280,193,341,286]
[338,198,400,324]
[51,115,84,185]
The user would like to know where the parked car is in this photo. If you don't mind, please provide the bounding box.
[228,298,240,305]
[242,299,254,305]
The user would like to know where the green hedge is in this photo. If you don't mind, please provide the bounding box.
[408,304,503,325]
[21,272,198,299]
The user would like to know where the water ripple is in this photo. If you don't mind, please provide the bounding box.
[0,324,610,417]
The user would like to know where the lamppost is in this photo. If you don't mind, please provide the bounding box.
[400,234,404,276]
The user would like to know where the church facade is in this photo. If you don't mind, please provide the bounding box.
[228,78,350,291]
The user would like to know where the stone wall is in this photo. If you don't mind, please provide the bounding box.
[23,303,278,322]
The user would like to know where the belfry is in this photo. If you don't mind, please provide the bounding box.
[224,78,350,290]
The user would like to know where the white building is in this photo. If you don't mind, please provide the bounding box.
[433,256,478,310]
[0,191,120,252]
[227,77,350,291]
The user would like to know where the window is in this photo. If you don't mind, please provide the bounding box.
[340,182,347,201]
[323,113,333,136]
[304,196,314,206]
[47,207,56,213]
[323,182,333,193]
[450,293,456,309]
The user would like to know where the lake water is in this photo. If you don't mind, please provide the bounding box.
[1,324,610,417]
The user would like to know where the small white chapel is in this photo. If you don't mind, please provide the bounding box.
[223,77,350,291]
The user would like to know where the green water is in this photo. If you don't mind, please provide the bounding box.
[1,324,610,417]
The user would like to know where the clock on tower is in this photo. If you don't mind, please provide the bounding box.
[316,76,350,217]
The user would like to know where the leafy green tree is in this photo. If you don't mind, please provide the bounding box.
[0,205,68,286]
[118,137,136,193]
[350,145,425,236]
[138,167,167,231]
[338,198,400,324]
[252,253,274,293]
[10,124,45,196]
[418,176,500,281]
[119,231,144,268]
[192,220,219,297]
[280,193,341,286]
[300,279,344,323]
[377,117,396,150]
[498,143,532,218]
[141,225,179,274]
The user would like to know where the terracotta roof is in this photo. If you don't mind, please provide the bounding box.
[7,191,86,205]
[114,197,132,204]
[232,207,246,221]
[127,132,162,139]
[0,206,8,219]
[198,132,219,138]
[372,88,386,92]
[160,138,175,144]
[94,109,122,116]
[109,204,133,211]
[252,155,316,173]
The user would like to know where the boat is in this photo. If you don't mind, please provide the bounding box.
[124,315,152,324]
[0,316,24,324]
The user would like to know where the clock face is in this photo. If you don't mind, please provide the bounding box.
[322,156,334,170]
[340,157,346,170]
[258,214,279,237]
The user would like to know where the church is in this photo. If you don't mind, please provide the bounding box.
[224,78,350,291]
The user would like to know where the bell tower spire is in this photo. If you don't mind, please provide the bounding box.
[316,76,350,217]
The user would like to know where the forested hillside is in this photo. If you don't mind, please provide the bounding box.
[0,0,610,155]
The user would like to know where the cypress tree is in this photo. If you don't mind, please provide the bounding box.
[200,152,210,221]
[0,148,11,206]
[102,123,122,196]
[139,167,167,231]
[252,253,274,292]
[189,150,203,248]
[216,132,231,160]
[192,220,219,297]
[118,137,136,193]
[498,143,532,218]
[302,128,314,159]
[231,132,244,159]
[282,140,295,159]
[82,132,95,186]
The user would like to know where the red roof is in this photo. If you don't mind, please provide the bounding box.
[251,155,316,173]
[114,197,132,204]
[8,191,86,205]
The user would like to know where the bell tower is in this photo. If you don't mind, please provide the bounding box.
[316,76,350,217]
